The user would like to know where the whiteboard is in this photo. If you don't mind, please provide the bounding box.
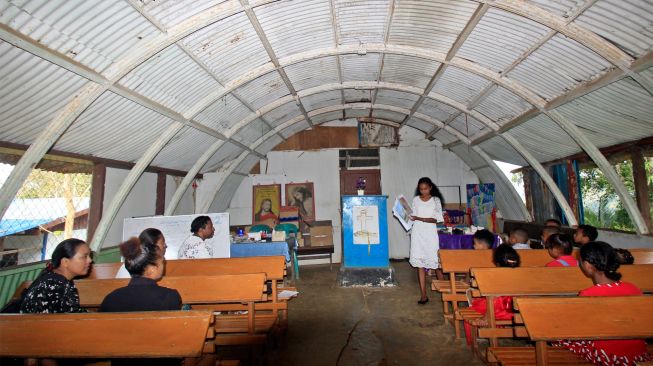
[122,213,230,260]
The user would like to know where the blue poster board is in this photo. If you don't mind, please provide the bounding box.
[341,195,389,268]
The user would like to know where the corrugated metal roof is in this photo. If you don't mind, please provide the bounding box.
[334,0,389,45]
[261,102,303,128]
[526,0,585,17]
[284,56,340,91]
[254,0,335,59]
[301,90,343,111]
[0,41,89,144]
[180,11,270,84]
[371,109,405,122]
[417,98,460,122]
[203,141,243,173]
[478,135,528,166]
[255,134,284,154]
[151,127,220,171]
[139,0,227,29]
[119,44,222,113]
[232,118,271,146]
[405,118,434,134]
[448,113,485,137]
[431,66,493,105]
[456,8,550,73]
[507,33,612,101]
[345,108,372,119]
[574,0,653,57]
[473,86,533,125]
[232,70,291,110]
[311,110,344,124]
[54,91,177,163]
[344,88,373,104]
[341,53,381,81]
[280,120,311,139]
[374,89,419,110]
[388,0,478,53]
[379,54,441,89]
[506,114,581,162]
[195,93,252,131]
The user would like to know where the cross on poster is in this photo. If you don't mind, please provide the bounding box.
[353,205,380,248]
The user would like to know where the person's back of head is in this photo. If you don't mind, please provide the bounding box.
[493,244,520,268]
[575,224,598,244]
[545,233,574,256]
[509,228,529,245]
[545,218,562,228]
[190,215,212,235]
[614,248,634,265]
[120,236,161,277]
[541,226,560,243]
[579,241,621,281]
[473,229,494,249]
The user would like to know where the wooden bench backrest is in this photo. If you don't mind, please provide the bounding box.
[439,249,554,273]
[165,256,286,280]
[75,273,267,307]
[516,296,653,341]
[471,267,592,296]
[86,262,122,279]
[86,256,286,280]
[0,310,212,358]
[630,249,653,264]
[472,264,653,296]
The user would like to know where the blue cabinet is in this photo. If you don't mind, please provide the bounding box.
[341,195,389,268]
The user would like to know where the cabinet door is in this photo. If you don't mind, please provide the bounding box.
[339,169,381,195]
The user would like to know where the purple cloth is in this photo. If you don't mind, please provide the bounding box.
[438,233,499,249]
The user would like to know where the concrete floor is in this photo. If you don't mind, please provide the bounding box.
[267,261,485,366]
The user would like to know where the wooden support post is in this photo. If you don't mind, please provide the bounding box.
[523,168,534,220]
[87,163,106,243]
[156,172,166,216]
[535,340,549,366]
[566,159,580,223]
[631,147,652,233]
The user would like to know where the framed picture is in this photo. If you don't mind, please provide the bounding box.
[285,182,316,222]
[252,184,281,225]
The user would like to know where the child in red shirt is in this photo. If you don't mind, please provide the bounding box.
[554,241,652,366]
[464,244,520,345]
[545,233,578,267]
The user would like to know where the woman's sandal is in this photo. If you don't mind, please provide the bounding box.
[417,297,429,305]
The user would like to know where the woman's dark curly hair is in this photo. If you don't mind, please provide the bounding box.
[580,241,621,281]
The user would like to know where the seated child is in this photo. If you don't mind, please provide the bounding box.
[614,248,634,265]
[554,242,652,366]
[545,218,562,228]
[473,229,494,249]
[574,224,598,246]
[509,228,530,249]
[540,226,560,249]
[464,244,520,345]
[545,233,578,267]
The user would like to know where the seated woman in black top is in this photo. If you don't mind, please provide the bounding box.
[21,238,91,313]
[99,228,181,312]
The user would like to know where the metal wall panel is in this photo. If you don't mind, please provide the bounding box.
[203,141,243,172]
[284,56,340,91]
[0,42,89,144]
[507,34,612,101]
[119,44,222,113]
[380,54,441,89]
[431,66,493,105]
[574,0,653,57]
[180,11,270,84]
[254,0,335,59]
[457,8,549,72]
[388,0,478,53]
[211,172,246,212]
[334,0,389,45]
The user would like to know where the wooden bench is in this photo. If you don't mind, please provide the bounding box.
[86,256,293,330]
[435,249,563,338]
[464,265,653,351]
[79,274,271,347]
[630,248,653,264]
[0,310,215,359]
[488,296,653,366]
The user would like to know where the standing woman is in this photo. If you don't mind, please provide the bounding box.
[20,238,92,313]
[410,177,445,304]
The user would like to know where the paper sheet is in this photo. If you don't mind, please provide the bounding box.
[392,194,413,231]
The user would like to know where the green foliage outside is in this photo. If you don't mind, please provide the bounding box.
[16,169,91,199]
[580,158,653,231]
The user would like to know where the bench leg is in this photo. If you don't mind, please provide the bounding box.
[293,250,300,280]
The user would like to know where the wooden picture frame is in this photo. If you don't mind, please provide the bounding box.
[285,182,316,222]
[252,184,281,226]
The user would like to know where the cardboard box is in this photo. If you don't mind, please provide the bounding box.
[309,221,333,247]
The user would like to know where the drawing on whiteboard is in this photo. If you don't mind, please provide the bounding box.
[123,213,230,259]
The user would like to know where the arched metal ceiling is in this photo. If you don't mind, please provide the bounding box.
[0,0,652,243]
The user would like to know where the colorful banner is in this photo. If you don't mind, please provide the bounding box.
[466,183,496,229]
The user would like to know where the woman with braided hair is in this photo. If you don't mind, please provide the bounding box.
[554,241,652,366]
